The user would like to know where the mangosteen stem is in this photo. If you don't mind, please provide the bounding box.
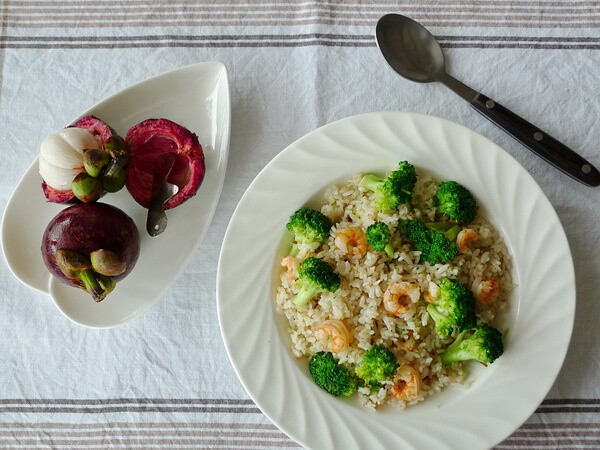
[79,269,114,302]
[103,136,129,176]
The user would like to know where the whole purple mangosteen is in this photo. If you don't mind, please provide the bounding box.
[41,203,140,302]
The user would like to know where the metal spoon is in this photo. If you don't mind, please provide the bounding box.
[146,153,179,237]
[375,13,600,187]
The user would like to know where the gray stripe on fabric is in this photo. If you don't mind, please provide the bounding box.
[442,43,600,49]
[0,398,255,405]
[0,406,261,413]
[5,41,600,50]
[536,408,600,413]
[542,399,600,405]
[1,42,377,49]
[535,399,600,412]
[520,422,600,429]
[0,422,279,430]
[7,11,600,21]
[509,431,600,437]
[7,7,600,18]
[7,6,600,16]
[2,438,300,447]
[496,440,600,447]
[3,33,372,42]
[7,19,600,28]
[437,36,600,43]
[0,0,8,102]
[0,430,287,438]
[4,0,600,29]
[6,34,600,44]
[6,0,600,9]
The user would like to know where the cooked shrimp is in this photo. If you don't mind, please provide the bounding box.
[473,280,500,304]
[423,281,440,304]
[456,228,478,253]
[390,365,422,402]
[281,256,299,279]
[314,319,353,353]
[383,281,420,316]
[334,227,368,256]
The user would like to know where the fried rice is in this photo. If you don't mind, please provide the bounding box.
[275,170,512,409]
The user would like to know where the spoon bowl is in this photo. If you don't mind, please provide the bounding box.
[376,14,444,83]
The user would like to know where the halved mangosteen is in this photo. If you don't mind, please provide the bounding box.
[125,118,205,210]
[39,116,129,204]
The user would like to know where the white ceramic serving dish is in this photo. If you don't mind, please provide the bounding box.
[217,112,575,449]
[2,61,231,328]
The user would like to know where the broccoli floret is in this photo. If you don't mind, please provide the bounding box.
[355,345,399,385]
[359,161,417,212]
[427,278,476,338]
[294,257,340,306]
[441,325,504,365]
[286,207,332,244]
[425,222,461,241]
[427,230,460,264]
[366,221,394,258]
[404,219,459,264]
[436,181,478,224]
[309,352,357,396]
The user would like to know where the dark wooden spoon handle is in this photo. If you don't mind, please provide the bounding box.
[470,93,600,187]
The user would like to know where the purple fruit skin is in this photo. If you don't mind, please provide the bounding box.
[41,203,140,290]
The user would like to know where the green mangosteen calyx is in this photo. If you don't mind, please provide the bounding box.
[71,173,102,203]
[82,148,110,178]
[55,249,116,302]
[90,249,127,276]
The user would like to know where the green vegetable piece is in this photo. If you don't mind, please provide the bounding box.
[71,172,102,203]
[355,345,399,385]
[436,181,478,224]
[425,222,461,241]
[309,352,357,397]
[366,221,394,258]
[286,207,332,244]
[101,168,126,193]
[441,325,504,365]
[359,161,417,212]
[294,257,340,306]
[404,219,459,264]
[82,148,110,178]
[427,278,477,338]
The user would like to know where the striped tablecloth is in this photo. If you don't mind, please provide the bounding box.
[1,1,600,448]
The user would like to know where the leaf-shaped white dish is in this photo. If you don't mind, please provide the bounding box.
[217,112,575,449]
[1,61,230,328]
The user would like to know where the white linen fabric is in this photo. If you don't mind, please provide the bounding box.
[0,1,599,448]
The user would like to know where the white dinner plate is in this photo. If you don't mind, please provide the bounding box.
[1,61,230,328]
[217,112,575,449]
